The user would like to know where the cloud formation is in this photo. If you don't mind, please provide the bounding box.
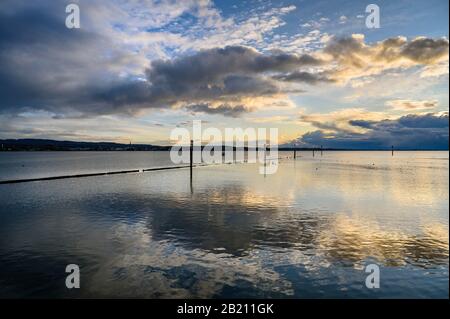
[291,112,449,150]
[0,1,147,116]
[0,6,325,118]
[0,0,448,120]
[0,0,448,148]
[142,46,323,114]
[386,99,438,111]
[273,71,334,84]
[323,34,449,82]
[184,103,249,118]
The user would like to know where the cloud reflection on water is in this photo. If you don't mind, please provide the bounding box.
[0,152,448,297]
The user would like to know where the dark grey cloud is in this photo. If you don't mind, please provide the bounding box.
[401,38,449,64]
[397,113,449,128]
[273,71,335,84]
[324,36,366,68]
[0,1,447,126]
[184,103,249,118]
[348,119,375,129]
[141,46,325,110]
[147,46,323,86]
[0,1,150,116]
[301,118,354,134]
[144,70,282,107]
[0,2,327,119]
[289,113,449,150]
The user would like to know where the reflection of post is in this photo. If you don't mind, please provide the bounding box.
[391,145,394,157]
[313,149,315,157]
[321,145,323,157]
[264,143,267,177]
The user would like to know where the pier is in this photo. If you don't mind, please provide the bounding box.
[0,164,212,185]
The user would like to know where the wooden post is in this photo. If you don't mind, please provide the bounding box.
[391,145,394,157]
[294,149,296,159]
[321,145,323,156]
[190,140,193,177]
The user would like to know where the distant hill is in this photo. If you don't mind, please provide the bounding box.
[1,138,446,151]
[0,139,294,151]
[0,139,171,151]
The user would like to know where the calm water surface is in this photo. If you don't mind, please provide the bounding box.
[0,151,175,181]
[0,151,448,298]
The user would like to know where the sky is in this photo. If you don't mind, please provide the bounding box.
[0,0,448,149]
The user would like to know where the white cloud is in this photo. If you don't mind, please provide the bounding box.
[386,99,438,111]
[339,15,348,24]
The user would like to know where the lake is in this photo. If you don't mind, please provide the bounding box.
[0,151,448,298]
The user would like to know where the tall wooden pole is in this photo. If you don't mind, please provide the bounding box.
[190,140,193,178]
